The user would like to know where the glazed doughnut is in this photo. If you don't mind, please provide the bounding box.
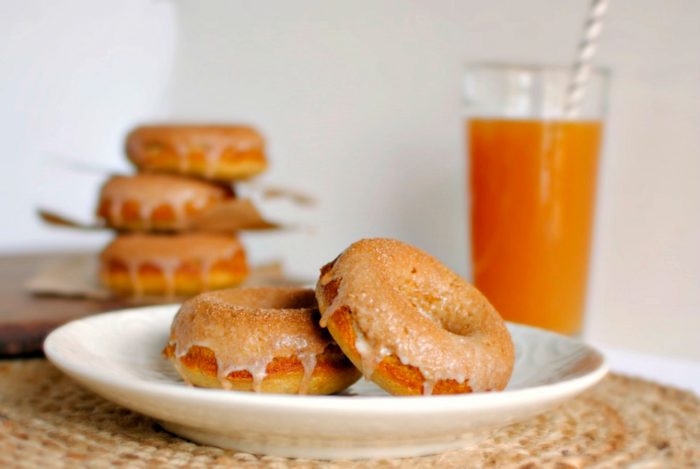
[315,238,514,396]
[126,125,267,181]
[96,173,234,231]
[99,233,248,297]
[163,287,362,394]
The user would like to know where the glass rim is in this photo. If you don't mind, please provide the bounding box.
[463,61,611,78]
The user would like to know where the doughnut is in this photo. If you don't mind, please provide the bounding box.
[163,287,362,394]
[315,238,514,396]
[99,233,248,297]
[96,173,234,231]
[126,125,267,181]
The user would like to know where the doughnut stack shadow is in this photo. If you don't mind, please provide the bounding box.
[97,125,269,299]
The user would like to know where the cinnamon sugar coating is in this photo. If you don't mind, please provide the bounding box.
[167,287,360,394]
[316,238,514,395]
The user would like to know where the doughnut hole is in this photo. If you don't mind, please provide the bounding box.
[395,273,478,337]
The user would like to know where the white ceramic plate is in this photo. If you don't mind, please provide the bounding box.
[44,305,607,460]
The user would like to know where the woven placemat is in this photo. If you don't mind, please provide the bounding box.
[0,360,698,468]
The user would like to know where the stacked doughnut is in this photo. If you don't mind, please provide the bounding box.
[165,239,515,396]
[98,125,267,298]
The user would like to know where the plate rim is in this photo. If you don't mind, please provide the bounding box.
[44,304,608,414]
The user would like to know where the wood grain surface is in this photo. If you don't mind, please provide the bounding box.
[0,252,130,356]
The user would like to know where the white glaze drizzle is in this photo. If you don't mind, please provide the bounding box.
[353,328,389,380]
[102,234,243,298]
[99,174,229,229]
[170,289,330,394]
[297,353,317,395]
[167,133,262,179]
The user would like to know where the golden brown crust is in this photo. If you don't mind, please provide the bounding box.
[322,306,473,395]
[99,233,248,297]
[165,287,361,394]
[96,173,234,232]
[163,342,360,394]
[315,238,515,396]
[126,125,267,181]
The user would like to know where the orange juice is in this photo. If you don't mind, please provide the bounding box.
[469,118,602,335]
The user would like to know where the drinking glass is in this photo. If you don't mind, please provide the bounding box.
[463,63,609,335]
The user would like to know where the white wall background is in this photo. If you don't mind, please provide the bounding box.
[1,0,698,360]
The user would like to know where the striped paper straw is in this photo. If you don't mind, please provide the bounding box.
[565,0,610,118]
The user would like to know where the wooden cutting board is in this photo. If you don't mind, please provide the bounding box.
[0,252,131,356]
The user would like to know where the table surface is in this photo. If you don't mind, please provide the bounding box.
[0,252,131,355]
[598,345,700,395]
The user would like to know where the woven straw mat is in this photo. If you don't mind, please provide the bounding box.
[0,360,698,468]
